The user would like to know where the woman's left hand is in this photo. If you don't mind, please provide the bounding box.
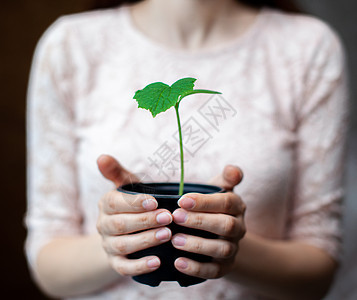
[171,165,246,279]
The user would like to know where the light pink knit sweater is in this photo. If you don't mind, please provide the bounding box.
[26,5,349,299]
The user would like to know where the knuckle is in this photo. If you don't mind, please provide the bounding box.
[108,256,116,268]
[113,216,126,233]
[193,214,204,227]
[114,239,128,255]
[223,216,236,236]
[239,219,247,239]
[102,239,111,254]
[213,265,223,279]
[223,194,234,212]
[117,265,130,276]
[140,234,153,249]
[107,191,118,212]
[138,213,151,228]
[241,202,247,215]
[98,198,103,211]
[193,240,203,253]
[199,197,209,211]
[210,264,221,279]
[111,258,132,277]
[220,242,236,258]
[96,218,102,234]
[109,258,123,275]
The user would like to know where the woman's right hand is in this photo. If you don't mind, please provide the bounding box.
[96,155,173,276]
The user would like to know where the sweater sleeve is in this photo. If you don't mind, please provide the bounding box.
[286,23,350,261]
[25,18,83,271]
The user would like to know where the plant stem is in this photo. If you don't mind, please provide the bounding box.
[175,102,184,196]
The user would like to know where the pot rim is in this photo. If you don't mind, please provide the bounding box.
[117,182,224,199]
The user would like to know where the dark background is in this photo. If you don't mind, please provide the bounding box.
[1,1,356,299]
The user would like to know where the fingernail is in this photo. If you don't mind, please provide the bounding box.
[173,210,187,224]
[156,212,172,225]
[172,234,186,246]
[142,198,157,210]
[155,228,171,241]
[147,257,160,269]
[178,197,196,209]
[176,258,188,269]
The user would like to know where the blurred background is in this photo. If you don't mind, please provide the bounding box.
[0,0,355,299]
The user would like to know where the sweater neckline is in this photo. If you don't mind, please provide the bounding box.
[118,5,271,60]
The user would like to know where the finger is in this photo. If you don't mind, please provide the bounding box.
[104,227,172,255]
[207,165,243,191]
[99,209,173,235]
[171,234,237,259]
[174,257,225,279]
[178,192,246,216]
[110,255,161,276]
[173,209,245,238]
[99,190,157,214]
[97,154,140,187]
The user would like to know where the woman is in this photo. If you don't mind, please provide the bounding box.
[26,0,349,299]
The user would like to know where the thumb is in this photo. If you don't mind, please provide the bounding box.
[97,154,140,187]
[208,165,243,191]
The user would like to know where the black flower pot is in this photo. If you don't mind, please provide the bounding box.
[117,182,225,287]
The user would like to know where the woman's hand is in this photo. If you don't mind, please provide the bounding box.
[96,155,173,277]
[171,165,246,279]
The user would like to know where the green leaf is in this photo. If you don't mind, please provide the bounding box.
[133,77,221,117]
[134,82,177,117]
[170,77,196,96]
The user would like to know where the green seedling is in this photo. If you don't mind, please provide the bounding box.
[134,77,221,195]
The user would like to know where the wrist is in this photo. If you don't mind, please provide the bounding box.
[36,234,120,298]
